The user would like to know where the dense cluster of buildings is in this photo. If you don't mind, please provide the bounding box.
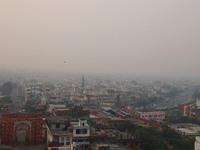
[0,78,144,150]
[1,74,200,150]
[177,97,200,120]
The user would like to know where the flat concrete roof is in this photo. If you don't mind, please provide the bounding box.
[89,143,128,150]
[176,128,196,134]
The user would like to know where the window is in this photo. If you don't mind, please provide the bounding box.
[82,129,87,134]
[66,137,70,142]
[76,129,87,134]
[76,129,80,134]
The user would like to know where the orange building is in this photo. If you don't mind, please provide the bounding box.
[1,113,43,145]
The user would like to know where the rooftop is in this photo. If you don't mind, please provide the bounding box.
[46,116,68,124]
[176,128,196,134]
[89,143,128,150]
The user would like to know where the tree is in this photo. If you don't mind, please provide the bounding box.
[117,121,137,133]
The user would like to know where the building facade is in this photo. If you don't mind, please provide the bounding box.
[46,116,72,149]
[71,119,90,150]
[132,111,165,121]
[1,113,43,145]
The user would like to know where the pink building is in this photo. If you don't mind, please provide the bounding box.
[133,111,165,121]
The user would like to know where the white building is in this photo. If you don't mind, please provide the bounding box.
[71,119,90,150]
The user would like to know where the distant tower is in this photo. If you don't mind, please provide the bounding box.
[82,75,84,94]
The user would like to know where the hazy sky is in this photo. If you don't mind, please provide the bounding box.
[1,0,200,77]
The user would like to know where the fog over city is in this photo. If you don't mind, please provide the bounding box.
[1,0,200,78]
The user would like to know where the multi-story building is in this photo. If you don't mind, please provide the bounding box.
[184,105,195,117]
[117,132,140,150]
[71,119,90,150]
[46,116,72,150]
[46,117,91,150]
[130,110,165,121]
[53,106,90,120]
